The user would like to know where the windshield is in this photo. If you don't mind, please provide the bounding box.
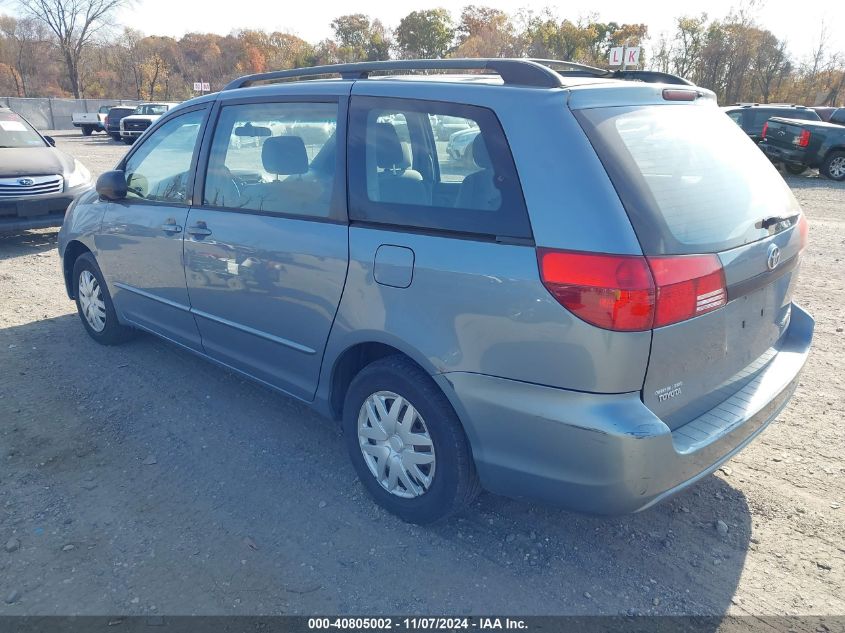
[576,104,800,255]
[0,111,46,148]
[135,104,169,115]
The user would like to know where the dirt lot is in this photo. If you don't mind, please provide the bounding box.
[0,131,843,619]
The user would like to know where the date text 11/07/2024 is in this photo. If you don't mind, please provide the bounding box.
[307,617,528,630]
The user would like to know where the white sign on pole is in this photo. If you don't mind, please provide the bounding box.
[193,82,202,91]
[609,46,624,66]
[201,82,211,91]
[625,47,641,66]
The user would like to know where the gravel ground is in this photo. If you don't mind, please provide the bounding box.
[0,130,843,619]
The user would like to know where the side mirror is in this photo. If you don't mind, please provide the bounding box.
[44,135,56,146]
[96,170,128,200]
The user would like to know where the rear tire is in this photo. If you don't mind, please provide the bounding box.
[72,253,136,345]
[81,126,93,136]
[821,151,845,181]
[784,163,808,176]
[342,355,480,524]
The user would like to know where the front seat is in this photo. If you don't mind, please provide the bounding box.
[372,122,429,206]
[456,134,502,211]
[247,135,327,216]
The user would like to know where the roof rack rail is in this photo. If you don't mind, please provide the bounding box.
[223,58,565,90]
[223,57,696,91]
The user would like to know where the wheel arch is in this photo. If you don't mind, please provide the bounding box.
[62,240,93,299]
[325,338,438,423]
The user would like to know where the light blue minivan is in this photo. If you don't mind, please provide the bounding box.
[59,59,813,523]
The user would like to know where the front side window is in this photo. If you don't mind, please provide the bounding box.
[203,101,339,218]
[348,96,531,239]
[123,108,205,203]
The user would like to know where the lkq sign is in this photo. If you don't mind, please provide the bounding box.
[609,46,640,68]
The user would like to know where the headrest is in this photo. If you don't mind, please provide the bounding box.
[471,134,492,169]
[262,135,308,175]
[373,122,409,169]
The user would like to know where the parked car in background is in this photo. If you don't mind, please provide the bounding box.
[722,103,821,143]
[105,106,137,141]
[828,108,845,126]
[71,105,114,136]
[0,107,92,232]
[119,103,179,144]
[59,59,813,524]
[432,114,477,141]
[761,116,845,180]
[446,126,480,164]
[811,106,837,122]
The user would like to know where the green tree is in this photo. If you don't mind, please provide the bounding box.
[394,9,454,59]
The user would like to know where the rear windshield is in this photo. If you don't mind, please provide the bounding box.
[576,104,800,255]
[135,104,168,115]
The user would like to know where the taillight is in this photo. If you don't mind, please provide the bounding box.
[538,249,727,331]
[647,255,726,328]
[761,122,768,139]
[796,130,810,147]
[662,89,697,102]
[537,250,654,331]
[798,213,809,251]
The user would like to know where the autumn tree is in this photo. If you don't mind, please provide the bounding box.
[453,6,516,58]
[14,0,130,97]
[394,9,454,59]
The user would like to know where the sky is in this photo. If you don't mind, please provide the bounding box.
[114,0,842,62]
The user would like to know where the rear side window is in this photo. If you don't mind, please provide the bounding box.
[577,104,799,255]
[348,96,531,240]
[202,101,339,219]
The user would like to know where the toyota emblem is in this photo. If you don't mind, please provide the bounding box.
[767,243,781,271]
[18,178,34,186]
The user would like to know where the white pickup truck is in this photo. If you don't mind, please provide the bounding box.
[119,102,179,144]
[71,105,114,136]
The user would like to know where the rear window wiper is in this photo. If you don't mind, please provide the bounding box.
[757,214,797,230]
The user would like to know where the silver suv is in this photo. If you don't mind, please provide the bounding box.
[58,59,814,524]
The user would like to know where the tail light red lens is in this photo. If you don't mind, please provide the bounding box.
[537,249,727,332]
[798,213,809,251]
[797,130,810,147]
[647,255,727,327]
[537,250,654,331]
[761,122,768,139]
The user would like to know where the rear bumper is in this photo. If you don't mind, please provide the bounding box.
[436,303,814,514]
[761,143,812,167]
[0,186,90,233]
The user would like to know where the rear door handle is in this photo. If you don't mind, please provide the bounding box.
[160,223,182,234]
[186,225,212,237]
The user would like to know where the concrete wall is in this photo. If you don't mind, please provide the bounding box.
[0,98,141,130]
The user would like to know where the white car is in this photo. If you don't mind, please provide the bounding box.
[119,103,179,144]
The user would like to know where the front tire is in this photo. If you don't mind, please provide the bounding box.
[122,137,134,145]
[81,126,93,136]
[342,355,480,524]
[821,151,845,181]
[72,253,136,345]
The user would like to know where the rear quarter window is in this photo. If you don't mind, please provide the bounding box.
[576,104,800,255]
[348,96,532,240]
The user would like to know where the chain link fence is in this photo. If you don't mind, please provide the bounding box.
[0,97,141,130]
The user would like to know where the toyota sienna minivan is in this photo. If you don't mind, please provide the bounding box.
[58,59,814,524]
